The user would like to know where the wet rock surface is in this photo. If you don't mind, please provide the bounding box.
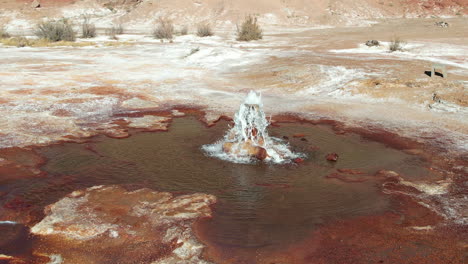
[326,153,339,161]
[30,185,216,264]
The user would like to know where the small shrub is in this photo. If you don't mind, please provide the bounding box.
[105,24,124,40]
[237,15,262,41]
[15,37,30,47]
[35,19,76,42]
[0,27,10,38]
[0,37,31,47]
[81,17,96,38]
[106,24,124,35]
[196,23,213,37]
[179,25,188,36]
[389,38,404,52]
[153,18,174,39]
[114,24,124,34]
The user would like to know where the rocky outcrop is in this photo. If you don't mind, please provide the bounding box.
[365,40,380,46]
[31,185,216,264]
[31,0,40,8]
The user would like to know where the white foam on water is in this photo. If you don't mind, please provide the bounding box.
[202,91,303,164]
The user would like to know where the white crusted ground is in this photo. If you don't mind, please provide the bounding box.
[31,185,216,264]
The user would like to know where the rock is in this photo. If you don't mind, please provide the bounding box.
[171,109,185,117]
[435,21,449,28]
[375,170,401,183]
[202,112,223,127]
[223,141,269,161]
[365,40,380,47]
[282,136,289,140]
[255,147,268,160]
[293,157,304,163]
[31,0,40,8]
[326,153,339,162]
[31,185,216,264]
[375,170,400,179]
[300,138,308,142]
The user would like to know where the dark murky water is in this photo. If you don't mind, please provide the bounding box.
[2,117,437,251]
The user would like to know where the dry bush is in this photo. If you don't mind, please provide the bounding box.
[0,27,10,38]
[105,24,124,39]
[179,25,188,36]
[153,18,174,39]
[237,15,262,41]
[196,23,213,37]
[389,37,404,52]
[6,37,30,47]
[81,16,96,38]
[1,37,94,47]
[113,24,124,34]
[35,19,76,42]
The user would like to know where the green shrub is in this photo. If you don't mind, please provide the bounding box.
[35,19,76,42]
[153,18,174,39]
[237,15,262,41]
[196,23,213,37]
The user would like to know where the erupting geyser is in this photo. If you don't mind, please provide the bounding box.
[202,91,302,163]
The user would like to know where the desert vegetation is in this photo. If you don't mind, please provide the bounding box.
[35,19,76,42]
[389,37,404,52]
[106,24,124,40]
[153,18,174,40]
[196,23,213,37]
[3,37,30,47]
[81,16,96,38]
[0,26,10,38]
[237,15,262,41]
[179,25,188,36]
[0,37,94,47]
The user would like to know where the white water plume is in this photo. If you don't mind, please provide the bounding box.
[202,91,302,164]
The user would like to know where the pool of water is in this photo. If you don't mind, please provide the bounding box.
[2,116,437,251]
